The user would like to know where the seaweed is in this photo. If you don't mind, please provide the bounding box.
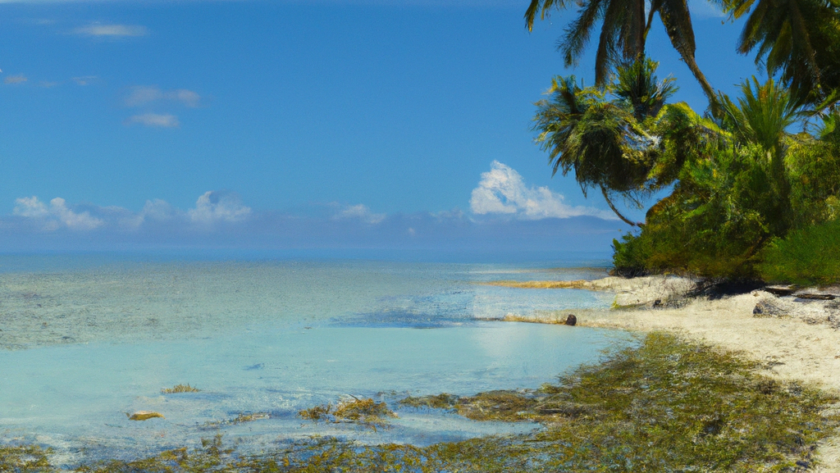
[0,444,52,471]
[299,396,396,427]
[161,384,201,394]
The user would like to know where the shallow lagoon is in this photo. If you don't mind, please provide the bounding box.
[0,257,631,465]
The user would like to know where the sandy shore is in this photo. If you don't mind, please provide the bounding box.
[498,276,840,472]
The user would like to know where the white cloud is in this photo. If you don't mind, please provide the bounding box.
[49,198,104,229]
[169,89,201,107]
[13,191,253,231]
[335,204,386,224]
[13,196,49,218]
[188,191,252,224]
[74,24,147,37]
[14,196,103,230]
[139,199,177,221]
[124,86,201,108]
[126,113,180,128]
[470,161,616,220]
[120,199,177,228]
[4,74,27,85]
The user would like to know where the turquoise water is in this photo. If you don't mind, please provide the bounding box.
[0,256,628,464]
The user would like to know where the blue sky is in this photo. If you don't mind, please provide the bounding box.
[0,0,763,252]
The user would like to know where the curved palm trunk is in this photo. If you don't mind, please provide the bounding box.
[601,185,644,227]
[682,54,718,107]
[654,0,718,108]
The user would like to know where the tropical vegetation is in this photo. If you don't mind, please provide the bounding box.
[528,0,840,284]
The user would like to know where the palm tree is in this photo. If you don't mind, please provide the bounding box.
[532,60,679,226]
[614,58,678,121]
[524,0,716,102]
[717,78,800,232]
[721,0,840,106]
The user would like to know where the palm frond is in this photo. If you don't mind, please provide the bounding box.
[525,0,576,31]
[560,0,607,67]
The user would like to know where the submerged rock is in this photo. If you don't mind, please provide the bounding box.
[128,411,165,421]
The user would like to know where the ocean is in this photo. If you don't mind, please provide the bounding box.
[0,253,631,464]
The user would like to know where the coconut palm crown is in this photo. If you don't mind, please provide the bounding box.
[525,0,716,102]
[532,59,695,226]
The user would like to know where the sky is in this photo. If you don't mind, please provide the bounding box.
[0,0,764,254]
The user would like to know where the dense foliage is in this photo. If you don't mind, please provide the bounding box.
[610,83,840,280]
[759,219,840,285]
[533,60,840,282]
[528,0,840,284]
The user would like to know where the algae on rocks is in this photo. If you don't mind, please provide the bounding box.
[299,396,397,427]
[161,383,200,394]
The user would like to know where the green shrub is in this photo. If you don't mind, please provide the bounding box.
[787,139,840,227]
[611,232,651,277]
[613,144,774,279]
[759,219,840,285]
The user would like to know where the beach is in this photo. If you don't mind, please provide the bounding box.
[495,276,840,471]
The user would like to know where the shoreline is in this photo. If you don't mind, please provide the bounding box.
[499,276,840,471]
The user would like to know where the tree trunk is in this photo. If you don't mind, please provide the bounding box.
[681,53,718,110]
[638,0,647,58]
[771,148,793,235]
[601,185,644,227]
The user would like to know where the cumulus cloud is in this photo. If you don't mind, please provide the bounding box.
[4,74,28,85]
[470,161,616,220]
[335,204,386,224]
[124,86,201,108]
[12,191,253,231]
[126,113,180,128]
[74,24,147,37]
[13,196,49,218]
[14,196,103,230]
[188,191,252,224]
